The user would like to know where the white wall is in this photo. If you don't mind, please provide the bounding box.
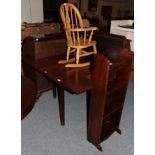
[21,0,43,23]
[21,0,31,22]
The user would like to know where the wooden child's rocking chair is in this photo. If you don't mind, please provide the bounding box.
[58,3,98,68]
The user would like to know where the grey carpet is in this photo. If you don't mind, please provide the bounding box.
[21,81,134,155]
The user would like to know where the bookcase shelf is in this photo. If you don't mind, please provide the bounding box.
[87,49,133,151]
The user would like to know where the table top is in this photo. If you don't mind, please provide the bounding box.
[22,50,133,94]
[22,55,92,94]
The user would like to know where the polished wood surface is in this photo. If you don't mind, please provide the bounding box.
[22,49,133,150]
[21,76,37,120]
[87,55,110,151]
[22,33,66,61]
[23,54,92,125]
[23,55,92,94]
[59,3,97,67]
[87,49,133,151]
[22,33,66,93]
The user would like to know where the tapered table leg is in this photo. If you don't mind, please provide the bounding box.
[52,86,57,98]
[57,86,65,126]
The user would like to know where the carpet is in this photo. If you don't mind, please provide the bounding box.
[21,81,134,155]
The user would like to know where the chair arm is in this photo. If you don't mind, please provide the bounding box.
[68,27,98,32]
[65,27,98,44]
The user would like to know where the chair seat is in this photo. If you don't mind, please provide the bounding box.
[67,40,96,48]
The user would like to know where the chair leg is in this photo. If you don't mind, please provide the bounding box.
[93,45,97,54]
[66,46,71,61]
[76,48,80,64]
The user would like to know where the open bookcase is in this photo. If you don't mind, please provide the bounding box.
[87,49,133,151]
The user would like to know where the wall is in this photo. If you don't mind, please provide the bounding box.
[81,0,134,19]
[21,0,44,23]
[21,0,134,23]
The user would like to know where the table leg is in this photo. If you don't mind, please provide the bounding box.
[52,85,57,98]
[57,86,65,126]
